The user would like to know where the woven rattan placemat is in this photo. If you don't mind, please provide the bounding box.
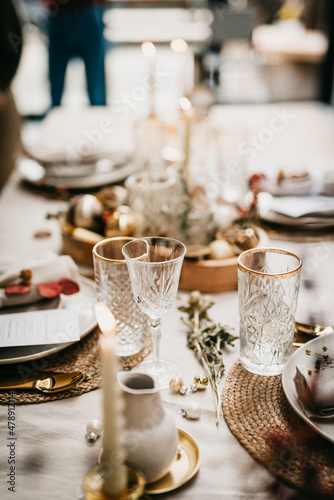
[222,361,334,498]
[0,328,151,405]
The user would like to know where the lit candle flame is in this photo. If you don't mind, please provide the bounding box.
[170,38,188,54]
[141,41,156,59]
[94,302,117,335]
[179,96,192,113]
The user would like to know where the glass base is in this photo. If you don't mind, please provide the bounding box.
[240,357,285,376]
[131,359,182,390]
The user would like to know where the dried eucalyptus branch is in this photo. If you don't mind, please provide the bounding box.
[178,291,238,428]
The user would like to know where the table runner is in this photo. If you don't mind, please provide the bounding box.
[222,361,334,498]
[0,328,151,405]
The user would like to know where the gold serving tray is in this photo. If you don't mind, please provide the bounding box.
[98,428,200,495]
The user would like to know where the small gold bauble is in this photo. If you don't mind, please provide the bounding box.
[193,373,208,390]
[105,205,136,238]
[169,377,184,393]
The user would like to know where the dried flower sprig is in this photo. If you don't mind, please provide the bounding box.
[178,291,237,428]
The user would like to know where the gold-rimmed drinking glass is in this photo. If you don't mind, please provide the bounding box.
[93,237,148,357]
[238,247,302,376]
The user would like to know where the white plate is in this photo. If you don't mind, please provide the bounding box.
[0,276,97,365]
[282,334,334,444]
[258,192,334,229]
[17,157,139,190]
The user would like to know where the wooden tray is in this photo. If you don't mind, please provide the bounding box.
[61,222,101,268]
[61,222,268,293]
[179,255,239,293]
[179,227,268,293]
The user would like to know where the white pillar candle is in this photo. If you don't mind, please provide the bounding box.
[141,41,157,118]
[95,302,128,499]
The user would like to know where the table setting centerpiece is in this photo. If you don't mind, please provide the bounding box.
[57,164,268,293]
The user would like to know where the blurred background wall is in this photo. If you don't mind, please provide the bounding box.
[9,0,333,118]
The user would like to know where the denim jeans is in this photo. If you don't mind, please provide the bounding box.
[48,6,106,106]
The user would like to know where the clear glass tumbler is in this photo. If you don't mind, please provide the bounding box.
[125,169,177,236]
[238,247,302,376]
[93,237,148,357]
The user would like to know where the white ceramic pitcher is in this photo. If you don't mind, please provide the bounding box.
[117,371,178,483]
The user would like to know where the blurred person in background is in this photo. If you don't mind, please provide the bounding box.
[43,0,107,107]
[0,0,22,191]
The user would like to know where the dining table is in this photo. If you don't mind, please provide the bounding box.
[0,101,334,500]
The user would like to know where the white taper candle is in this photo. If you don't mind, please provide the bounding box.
[95,302,128,498]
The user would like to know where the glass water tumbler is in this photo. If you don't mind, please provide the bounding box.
[238,247,302,376]
[93,237,147,356]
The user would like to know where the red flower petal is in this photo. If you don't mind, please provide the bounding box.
[4,284,31,295]
[37,282,62,298]
[58,278,80,295]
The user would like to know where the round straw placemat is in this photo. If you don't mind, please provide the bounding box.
[0,328,151,405]
[222,361,334,498]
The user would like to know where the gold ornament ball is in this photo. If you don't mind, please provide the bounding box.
[193,373,208,390]
[105,205,136,238]
[169,377,184,393]
[66,194,103,232]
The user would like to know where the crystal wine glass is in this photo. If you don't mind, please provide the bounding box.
[122,237,186,389]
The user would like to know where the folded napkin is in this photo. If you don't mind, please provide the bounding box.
[269,195,334,219]
[0,252,80,308]
[294,365,334,420]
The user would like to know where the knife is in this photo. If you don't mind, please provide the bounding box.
[0,371,87,393]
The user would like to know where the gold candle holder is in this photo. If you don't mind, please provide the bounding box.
[83,464,145,500]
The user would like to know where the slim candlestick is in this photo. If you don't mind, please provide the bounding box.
[141,41,157,119]
[170,38,189,99]
[179,97,193,185]
[95,302,128,499]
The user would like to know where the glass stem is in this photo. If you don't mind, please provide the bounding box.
[148,317,161,371]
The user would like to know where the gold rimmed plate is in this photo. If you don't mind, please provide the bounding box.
[18,156,139,190]
[145,428,200,494]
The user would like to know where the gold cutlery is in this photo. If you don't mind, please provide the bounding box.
[295,321,334,336]
[293,321,334,347]
[0,371,88,393]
